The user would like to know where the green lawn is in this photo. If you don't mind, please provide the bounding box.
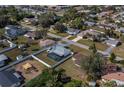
[14,36,28,44]
[27,44,41,54]
[36,51,56,66]
[5,48,22,61]
[67,45,91,56]
[14,36,41,54]
[77,39,108,51]
[68,36,76,40]
[0,28,5,36]
[50,30,69,37]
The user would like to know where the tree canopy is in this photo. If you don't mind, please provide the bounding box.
[53,22,67,33]
[38,12,58,28]
[26,69,71,87]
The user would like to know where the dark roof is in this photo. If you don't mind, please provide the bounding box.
[0,70,22,87]
[5,25,26,38]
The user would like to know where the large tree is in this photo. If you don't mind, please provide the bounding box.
[26,69,71,87]
[35,27,48,40]
[38,12,57,28]
[53,22,67,33]
[64,80,82,87]
[70,17,84,29]
[82,44,105,81]
[109,52,116,63]
[60,7,78,23]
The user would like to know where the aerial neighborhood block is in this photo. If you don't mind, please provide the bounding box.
[0,5,124,87]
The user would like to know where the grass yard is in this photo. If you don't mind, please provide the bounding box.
[68,36,76,40]
[67,45,91,56]
[4,48,22,62]
[27,44,41,54]
[58,58,85,81]
[0,42,10,51]
[77,39,108,51]
[0,28,5,36]
[50,30,69,37]
[0,46,8,51]
[36,51,56,66]
[112,43,124,58]
[15,37,41,54]
[14,36,28,44]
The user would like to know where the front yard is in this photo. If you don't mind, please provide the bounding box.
[67,45,91,56]
[77,39,108,51]
[68,36,76,40]
[50,30,69,37]
[112,43,124,58]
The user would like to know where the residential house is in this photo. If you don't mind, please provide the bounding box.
[24,31,36,40]
[0,70,23,87]
[77,29,106,41]
[47,45,72,61]
[117,27,124,33]
[105,38,121,47]
[23,17,38,25]
[97,11,113,18]
[5,25,27,40]
[102,63,118,75]
[99,23,117,30]
[39,39,56,47]
[102,72,124,86]
[0,54,9,67]
[66,28,80,35]
[84,21,96,26]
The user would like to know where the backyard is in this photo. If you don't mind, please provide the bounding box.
[36,51,56,66]
[58,58,85,81]
[0,40,10,51]
[15,59,46,81]
[4,48,23,62]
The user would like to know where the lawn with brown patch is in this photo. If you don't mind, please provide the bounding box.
[78,39,108,51]
[58,58,85,81]
[112,43,124,58]
[15,59,46,81]
[5,48,23,61]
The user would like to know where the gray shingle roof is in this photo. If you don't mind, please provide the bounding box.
[0,70,22,87]
[49,45,71,57]
[0,54,8,62]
